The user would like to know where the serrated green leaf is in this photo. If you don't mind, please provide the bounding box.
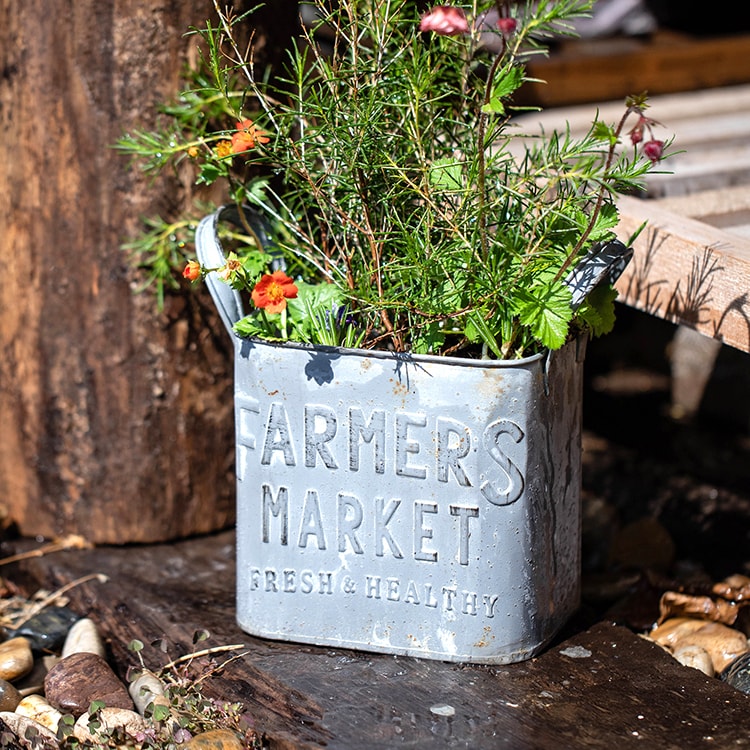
[481,98,505,115]
[577,283,618,337]
[196,160,227,186]
[515,281,573,350]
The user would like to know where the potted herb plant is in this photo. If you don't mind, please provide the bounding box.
[118,0,668,664]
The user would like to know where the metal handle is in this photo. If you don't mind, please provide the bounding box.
[194,205,272,336]
[564,239,633,310]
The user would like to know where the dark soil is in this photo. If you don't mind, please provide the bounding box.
[580,306,750,623]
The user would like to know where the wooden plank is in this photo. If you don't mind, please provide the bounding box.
[9,531,750,750]
[518,32,750,107]
[615,195,750,352]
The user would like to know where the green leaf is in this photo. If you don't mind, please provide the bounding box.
[196,160,227,186]
[515,281,573,350]
[465,311,503,359]
[586,202,620,243]
[592,120,618,146]
[428,158,464,192]
[577,283,618,337]
[150,703,171,722]
[234,313,282,340]
[411,321,446,354]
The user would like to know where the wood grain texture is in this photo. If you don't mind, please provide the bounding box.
[0,1,299,543]
[519,31,750,107]
[615,196,750,352]
[9,531,750,750]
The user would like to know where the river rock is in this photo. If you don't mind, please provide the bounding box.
[672,644,715,676]
[128,670,168,715]
[720,651,750,694]
[0,678,22,711]
[61,618,105,659]
[651,618,749,673]
[44,652,133,717]
[185,728,245,749]
[15,694,64,733]
[0,710,60,749]
[74,706,147,743]
[10,606,80,652]
[0,637,34,682]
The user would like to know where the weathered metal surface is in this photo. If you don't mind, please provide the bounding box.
[230,336,585,664]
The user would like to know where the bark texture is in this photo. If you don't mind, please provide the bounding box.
[0,1,298,543]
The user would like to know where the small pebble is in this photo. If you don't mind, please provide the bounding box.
[0,637,34,682]
[720,651,750,694]
[430,704,456,717]
[74,706,147,743]
[652,618,749,673]
[15,693,64,732]
[0,678,22,711]
[129,670,168,715]
[0,710,60,748]
[10,606,80,652]
[61,617,105,658]
[44,652,133,717]
[672,644,714,677]
[185,728,245,749]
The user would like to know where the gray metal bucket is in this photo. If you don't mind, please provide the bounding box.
[196,206,630,664]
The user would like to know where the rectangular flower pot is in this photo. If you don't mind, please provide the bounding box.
[228,336,585,664]
[195,206,630,664]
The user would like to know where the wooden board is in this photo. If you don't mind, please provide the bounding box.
[512,84,750,352]
[615,195,750,352]
[8,530,750,750]
[519,31,750,107]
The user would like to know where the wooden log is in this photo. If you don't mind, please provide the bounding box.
[615,195,750,352]
[9,530,750,749]
[0,1,298,544]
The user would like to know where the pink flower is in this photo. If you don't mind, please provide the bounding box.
[419,6,470,36]
[642,139,664,162]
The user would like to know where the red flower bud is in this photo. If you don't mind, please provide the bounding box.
[496,17,517,36]
[183,260,201,281]
[642,139,664,163]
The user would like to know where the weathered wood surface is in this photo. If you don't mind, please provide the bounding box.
[0,1,299,544]
[615,196,750,352]
[513,84,750,352]
[519,30,750,107]
[8,531,750,750]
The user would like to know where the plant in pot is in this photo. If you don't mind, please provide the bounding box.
[118,0,668,664]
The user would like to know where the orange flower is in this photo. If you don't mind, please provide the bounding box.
[215,140,233,158]
[183,260,201,281]
[231,119,270,154]
[251,271,298,314]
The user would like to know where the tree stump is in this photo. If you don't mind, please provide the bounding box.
[0,1,298,543]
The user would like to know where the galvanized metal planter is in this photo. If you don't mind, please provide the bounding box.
[196,206,630,664]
